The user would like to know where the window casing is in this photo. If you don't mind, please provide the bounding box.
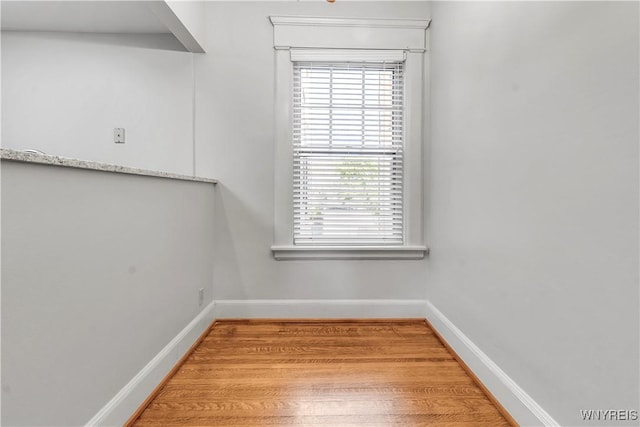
[270,17,430,260]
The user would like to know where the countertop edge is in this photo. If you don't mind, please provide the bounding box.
[0,149,217,185]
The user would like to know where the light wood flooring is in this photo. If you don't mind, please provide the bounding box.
[128,319,515,426]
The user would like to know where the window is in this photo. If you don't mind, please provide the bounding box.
[270,16,430,260]
[293,61,405,246]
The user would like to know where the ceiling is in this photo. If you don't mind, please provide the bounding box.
[1,1,170,34]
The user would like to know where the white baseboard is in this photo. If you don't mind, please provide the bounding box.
[85,302,216,427]
[425,300,559,427]
[214,299,427,318]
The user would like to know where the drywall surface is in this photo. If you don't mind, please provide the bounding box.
[428,2,639,425]
[166,0,207,51]
[1,161,215,426]
[0,1,170,33]
[195,1,431,301]
[1,31,195,176]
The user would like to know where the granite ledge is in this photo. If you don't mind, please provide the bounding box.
[0,149,217,184]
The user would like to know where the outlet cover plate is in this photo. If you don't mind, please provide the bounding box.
[114,128,125,143]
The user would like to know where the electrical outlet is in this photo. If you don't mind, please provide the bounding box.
[198,288,204,306]
[114,128,125,143]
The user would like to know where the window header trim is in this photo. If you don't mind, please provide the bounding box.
[269,16,431,30]
[270,15,430,51]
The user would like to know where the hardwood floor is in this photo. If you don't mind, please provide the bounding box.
[129,319,515,427]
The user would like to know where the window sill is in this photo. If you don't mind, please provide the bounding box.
[271,245,428,260]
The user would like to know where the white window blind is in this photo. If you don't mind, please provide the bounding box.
[293,61,405,246]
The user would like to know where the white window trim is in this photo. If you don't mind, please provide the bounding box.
[270,16,430,260]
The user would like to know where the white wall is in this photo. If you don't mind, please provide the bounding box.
[428,2,639,425]
[1,25,217,427]
[1,162,215,426]
[195,1,431,304]
[165,0,207,52]
[1,32,196,176]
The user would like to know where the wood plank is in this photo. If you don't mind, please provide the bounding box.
[134,413,510,427]
[128,320,516,426]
